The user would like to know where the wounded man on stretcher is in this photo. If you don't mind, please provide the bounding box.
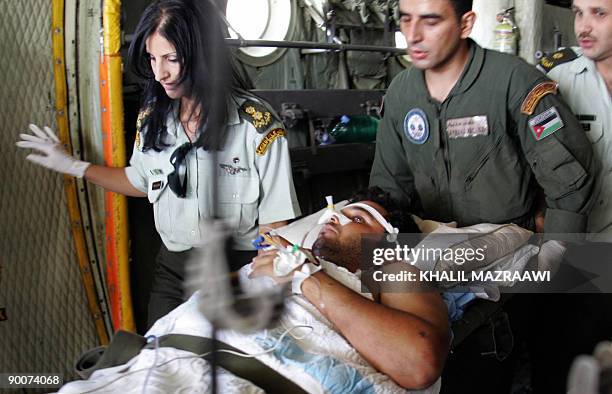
[60,187,544,394]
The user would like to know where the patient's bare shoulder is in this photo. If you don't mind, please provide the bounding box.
[380,264,448,326]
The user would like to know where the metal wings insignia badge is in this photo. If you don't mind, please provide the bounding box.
[220,163,249,175]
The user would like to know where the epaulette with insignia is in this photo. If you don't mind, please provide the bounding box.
[135,105,153,151]
[538,47,579,73]
[239,99,276,133]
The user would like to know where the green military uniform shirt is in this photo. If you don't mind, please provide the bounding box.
[125,93,301,251]
[370,40,598,233]
[541,48,612,235]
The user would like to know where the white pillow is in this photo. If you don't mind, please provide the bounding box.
[411,223,535,280]
[272,200,348,249]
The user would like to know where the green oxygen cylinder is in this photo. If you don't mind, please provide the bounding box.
[329,115,380,143]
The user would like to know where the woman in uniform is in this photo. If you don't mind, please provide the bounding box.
[16,0,300,326]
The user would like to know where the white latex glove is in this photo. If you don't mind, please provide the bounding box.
[16,124,90,178]
[537,240,566,276]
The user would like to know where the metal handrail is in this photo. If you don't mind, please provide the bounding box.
[225,38,406,55]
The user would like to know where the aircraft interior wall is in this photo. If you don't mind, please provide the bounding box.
[5,1,612,392]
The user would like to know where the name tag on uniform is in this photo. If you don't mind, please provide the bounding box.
[148,173,167,203]
[577,114,596,122]
[446,116,489,139]
[577,115,596,132]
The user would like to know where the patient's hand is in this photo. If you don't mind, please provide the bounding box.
[250,243,315,285]
[249,250,292,284]
[256,234,292,255]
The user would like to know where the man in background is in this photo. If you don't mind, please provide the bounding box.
[539,0,612,236]
[536,1,612,392]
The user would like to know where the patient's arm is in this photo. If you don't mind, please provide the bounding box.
[301,263,450,390]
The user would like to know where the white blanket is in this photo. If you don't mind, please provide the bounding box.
[58,212,539,394]
[59,269,440,394]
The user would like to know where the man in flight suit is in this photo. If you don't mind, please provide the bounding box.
[370,0,599,234]
[368,0,599,391]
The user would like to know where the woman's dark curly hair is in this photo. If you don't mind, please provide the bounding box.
[348,186,420,233]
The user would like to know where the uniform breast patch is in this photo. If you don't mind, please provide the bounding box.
[577,114,596,122]
[577,115,597,132]
[404,109,429,145]
[256,128,286,156]
[521,81,559,115]
[446,116,489,139]
[220,163,248,175]
[529,106,564,141]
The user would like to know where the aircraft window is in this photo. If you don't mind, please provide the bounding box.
[226,0,270,40]
[226,0,296,66]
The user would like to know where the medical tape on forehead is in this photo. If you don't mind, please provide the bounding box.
[342,202,399,235]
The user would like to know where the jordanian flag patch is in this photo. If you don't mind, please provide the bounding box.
[528,106,564,141]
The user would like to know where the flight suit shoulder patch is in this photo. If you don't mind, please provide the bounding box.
[240,100,274,133]
[529,106,564,141]
[538,48,578,73]
[135,105,154,151]
[521,81,559,115]
[256,128,286,156]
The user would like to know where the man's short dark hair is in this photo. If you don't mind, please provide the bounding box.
[349,187,420,233]
[449,0,473,20]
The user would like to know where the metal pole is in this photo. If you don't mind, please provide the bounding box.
[225,38,406,55]
[211,325,218,394]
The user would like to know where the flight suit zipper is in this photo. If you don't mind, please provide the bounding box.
[464,135,504,189]
[437,101,453,216]
[439,104,451,182]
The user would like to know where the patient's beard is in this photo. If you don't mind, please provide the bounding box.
[312,236,362,273]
